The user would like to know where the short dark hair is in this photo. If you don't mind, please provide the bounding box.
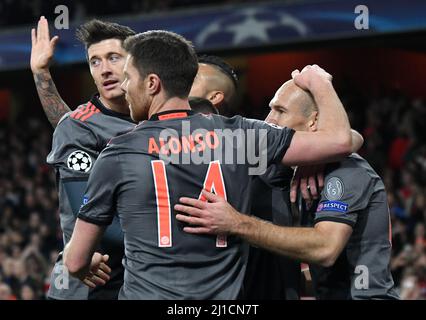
[300,90,318,118]
[198,55,238,89]
[189,97,219,115]
[76,19,136,50]
[124,30,198,99]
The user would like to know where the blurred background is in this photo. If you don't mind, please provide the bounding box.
[0,0,425,300]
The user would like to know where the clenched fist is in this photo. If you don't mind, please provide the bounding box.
[291,64,333,91]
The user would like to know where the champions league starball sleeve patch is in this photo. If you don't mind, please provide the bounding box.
[67,150,92,172]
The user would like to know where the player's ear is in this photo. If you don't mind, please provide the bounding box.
[308,110,318,132]
[207,91,225,108]
[145,73,161,95]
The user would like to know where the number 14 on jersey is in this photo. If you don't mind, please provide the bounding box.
[151,160,228,248]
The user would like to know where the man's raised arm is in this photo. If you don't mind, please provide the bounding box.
[31,16,71,128]
[282,65,352,166]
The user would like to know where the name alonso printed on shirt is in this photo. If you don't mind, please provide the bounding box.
[167,303,259,318]
[147,120,270,175]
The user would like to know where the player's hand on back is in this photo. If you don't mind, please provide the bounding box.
[175,190,241,236]
[291,64,332,91]
[82,252,111,288]
[31,16,59,73]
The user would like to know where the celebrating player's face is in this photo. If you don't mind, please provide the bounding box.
[88,39,128,102]
[266,80,316,132]
[121,55,149,122]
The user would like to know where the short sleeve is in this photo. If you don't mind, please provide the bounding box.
[240,117,295,170]
[47,115,99,178]
[314,163,374,227]
[77,148,121,226]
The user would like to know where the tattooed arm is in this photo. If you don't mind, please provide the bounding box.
[31,16,71,128]
[32,71,71,128]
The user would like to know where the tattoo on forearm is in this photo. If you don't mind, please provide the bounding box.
[34,72,71,128]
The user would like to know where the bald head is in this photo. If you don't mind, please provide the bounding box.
[189,63,236,110]
[279,80,317,114]
[266,80,318,131]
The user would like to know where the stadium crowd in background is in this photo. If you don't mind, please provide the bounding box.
[0,87,425,299]
[0,117,62,300]
[361,94,426,300]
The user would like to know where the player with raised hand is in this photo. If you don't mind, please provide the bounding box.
[31,16,69,128]
[31,17,136,300]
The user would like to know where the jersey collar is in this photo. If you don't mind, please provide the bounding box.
[91,94,134,122]
[149,109,196,121]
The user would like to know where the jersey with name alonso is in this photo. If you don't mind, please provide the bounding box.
[307,153,399,300]
[46,94,134,300]
[78,110,295,300]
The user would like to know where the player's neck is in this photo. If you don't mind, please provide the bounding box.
[99,95,130,115]
[148,97,191,119]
